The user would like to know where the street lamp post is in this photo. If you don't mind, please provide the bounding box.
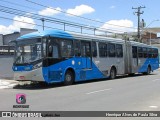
[145,19,159,45]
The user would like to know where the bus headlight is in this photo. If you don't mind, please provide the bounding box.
[14,67,18,71]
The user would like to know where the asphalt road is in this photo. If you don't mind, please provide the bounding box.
[0,70,160,119]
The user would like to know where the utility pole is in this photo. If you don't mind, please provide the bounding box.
[132,6,145,42]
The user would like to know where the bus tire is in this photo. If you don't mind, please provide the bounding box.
[143,66,151,75]
[128,73,135,76]
[146,66,151,75]
[109,67,116,79]
[64,70,74,85]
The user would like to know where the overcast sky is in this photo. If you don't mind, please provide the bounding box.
[0,0,160,34]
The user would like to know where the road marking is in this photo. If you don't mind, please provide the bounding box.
[149,106,158,109]
[86,88,111,95]
[152,79,160,82]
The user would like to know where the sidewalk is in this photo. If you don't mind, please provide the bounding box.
[0,79,19,89]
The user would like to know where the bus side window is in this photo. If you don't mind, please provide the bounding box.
[99,42,107,57]
[92,41,97,57]
[116,44,123,57]
[74,40,81,57]
[132,46,137,58]
[138,47,143,58]
[81,41,91,57]
[48,43,59,58]
[61,40,73,58]
[152,48,158,58]
[53,45,59,58]
[143,47,148,58]
[148,48,152,58]
[108,43,115,57]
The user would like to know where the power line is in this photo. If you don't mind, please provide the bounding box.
[0,5,83,26]
[0,16,90,34]
[0,16,55,29]
[0,0,40,11]
[0,16,123,37]
[0,4,101,29]
[0,5,132,33]
[25,0,136,29]
[0,0,136,29]
[0,0,98,27]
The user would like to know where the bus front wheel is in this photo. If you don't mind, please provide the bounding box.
[64,70,74,85]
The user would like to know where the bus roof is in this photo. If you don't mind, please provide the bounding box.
[17,29,73,40]
[129,40,158,49]
[17,29,125,43]
[16,29,158,48]
[69,31,124,43]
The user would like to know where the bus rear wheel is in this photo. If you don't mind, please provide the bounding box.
[143,66,151,75]
[64,70,74,85]
[109,67,116,79]
[146,66,151,75]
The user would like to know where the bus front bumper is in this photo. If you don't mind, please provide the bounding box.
[14,67,45,82]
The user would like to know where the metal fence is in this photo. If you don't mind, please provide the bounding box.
[0,46,14,55]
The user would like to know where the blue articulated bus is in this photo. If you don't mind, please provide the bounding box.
[12,30,159,85]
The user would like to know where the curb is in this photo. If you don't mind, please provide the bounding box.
[0,79,19,89]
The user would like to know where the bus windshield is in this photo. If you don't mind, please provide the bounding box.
[14,40,42,64]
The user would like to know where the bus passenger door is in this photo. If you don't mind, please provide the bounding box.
[46,39,61,82]
[81,41,92,69]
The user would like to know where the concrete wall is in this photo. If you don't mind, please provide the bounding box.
[3,32,20,45]
[20,28,38,36]
[2,28,38,46]
[0,55,14,79]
